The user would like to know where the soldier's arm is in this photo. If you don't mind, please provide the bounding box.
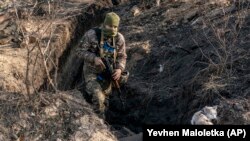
[76,30,96,63]
[116,33,127,71]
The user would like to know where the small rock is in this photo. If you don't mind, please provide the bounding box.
[44,105,58,117]
[158,64,164,73]
[74,112,81,118]
[131,6,141,17]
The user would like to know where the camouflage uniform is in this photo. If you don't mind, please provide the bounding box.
[76,28,127,115]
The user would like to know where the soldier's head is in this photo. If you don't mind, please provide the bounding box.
[102,12,120,37]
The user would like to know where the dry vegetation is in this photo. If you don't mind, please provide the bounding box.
[109,0,250,127]
[0,0,118,140]
[0,0,249,140]
[0,90,117,141]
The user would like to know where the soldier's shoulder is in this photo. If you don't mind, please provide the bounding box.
[117,32,125,42]
[116,32,125,47]
[85,28,97,38]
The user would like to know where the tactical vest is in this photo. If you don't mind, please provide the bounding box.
[94,28,117,68]
[94,28,129,84]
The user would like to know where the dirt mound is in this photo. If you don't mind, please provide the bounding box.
[0,0,80,95]
[0,0,116,95]
[0,0,249,140]
[0,0,133,140]
[0,90,116,140]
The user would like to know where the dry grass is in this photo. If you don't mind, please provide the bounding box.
[0,0,92,95]
[188,0,250,103]
[0,1,120,140]
[0,90,117,140]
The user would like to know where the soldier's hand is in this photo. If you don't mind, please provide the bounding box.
[112,69,122,81]
[94,57,106,70]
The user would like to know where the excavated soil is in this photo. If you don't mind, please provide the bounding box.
[0,90,117,141]
[0,0,250,140]
[0,0,120,140]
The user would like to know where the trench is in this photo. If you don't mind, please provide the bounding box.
[50,2,150,135]
[52,1,148,135]
[1,0,249,140]
[45,0,194,137]
[2,1,248,140]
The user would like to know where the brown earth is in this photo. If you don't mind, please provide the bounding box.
[0,1,78,95]
[0,0,120,140]
[0,0,115,94]
[0,0,249,140]
[0,90,117,141]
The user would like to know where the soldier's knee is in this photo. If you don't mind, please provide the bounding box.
[85,80,101,93]
[85,80,108,114]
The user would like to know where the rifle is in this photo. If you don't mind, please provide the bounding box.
[101,57,125,110]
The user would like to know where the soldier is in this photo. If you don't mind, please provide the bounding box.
[76,12,127,118]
